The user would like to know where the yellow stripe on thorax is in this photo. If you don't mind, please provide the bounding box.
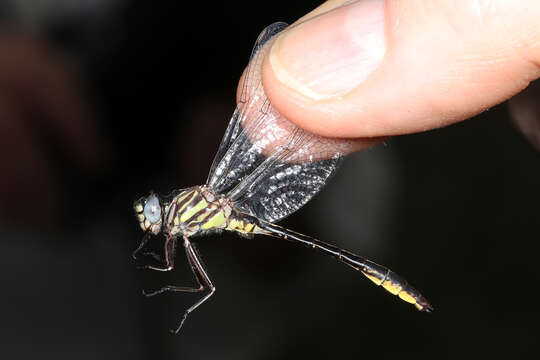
[201,210,227,230]
[177,190,198,212]
[180,197,208,223]
[193,204,217,223]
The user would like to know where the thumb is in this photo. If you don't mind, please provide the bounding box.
[261,0,540,138]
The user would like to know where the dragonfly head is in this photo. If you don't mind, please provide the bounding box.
[134,193,163,234]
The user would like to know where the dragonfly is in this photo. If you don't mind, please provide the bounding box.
[133,22,433,334]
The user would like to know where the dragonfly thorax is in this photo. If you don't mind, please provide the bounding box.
[162,186,233,237]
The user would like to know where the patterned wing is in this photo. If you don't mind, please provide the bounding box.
[207,22,354,222]
[206,22,288,194]
[229,134,346,223]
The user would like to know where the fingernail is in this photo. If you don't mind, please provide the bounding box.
[269,0,386,100]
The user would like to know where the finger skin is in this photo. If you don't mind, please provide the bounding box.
[260,0,540,138]
[236,39,387,155]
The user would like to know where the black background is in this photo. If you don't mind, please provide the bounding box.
[1,1,539,359]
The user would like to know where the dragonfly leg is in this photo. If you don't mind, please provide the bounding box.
[133,233,168,264]
[137,235,177,272]
[140,251,163,262]
[144,235,216,334]
[132,232,151,260]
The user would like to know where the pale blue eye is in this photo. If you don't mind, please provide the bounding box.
[144,195,161,223]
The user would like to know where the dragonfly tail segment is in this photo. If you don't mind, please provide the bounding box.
[256,219,433,312]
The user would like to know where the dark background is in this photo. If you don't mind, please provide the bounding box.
[0,1,539,359]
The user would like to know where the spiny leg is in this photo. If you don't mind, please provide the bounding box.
[143,236,201,296]
[173,237,216,334]
[145,235,216,334]
[132,232,167,266]
[138,234,177,272]
[258,219,433,312]
[132,233,152,260]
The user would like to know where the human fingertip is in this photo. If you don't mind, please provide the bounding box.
[268,0,386,101]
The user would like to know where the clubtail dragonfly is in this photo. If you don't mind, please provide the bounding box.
[133,22,432,334]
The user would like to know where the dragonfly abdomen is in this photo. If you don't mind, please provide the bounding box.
[352,258,432,312]
[226,216,264,234]
[259,220,433,312]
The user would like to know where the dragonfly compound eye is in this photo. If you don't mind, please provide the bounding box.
[144,194,162,223]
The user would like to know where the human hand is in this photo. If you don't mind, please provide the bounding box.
[258,0,540,140]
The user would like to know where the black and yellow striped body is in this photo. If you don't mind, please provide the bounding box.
[161,186,432,312]
[133,22,433,335]
[164,186,264,237]
[357,259,431,311]
[260,221,433,312]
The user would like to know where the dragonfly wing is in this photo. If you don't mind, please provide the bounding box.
[206,22,288,194]
[207,22,354,222]
[229,128,347,223]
